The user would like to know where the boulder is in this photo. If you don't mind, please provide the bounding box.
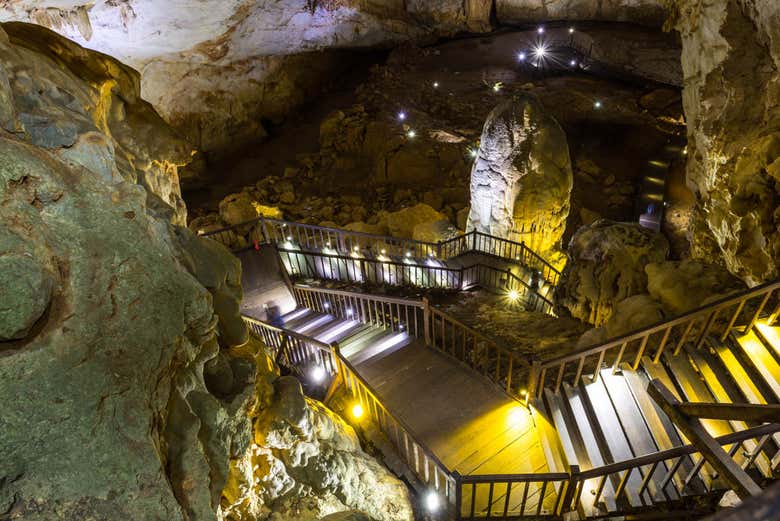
[466,95,573,262]
[219,192,283,226]
[671,0,780,285]
[0,252,54,340]
[385,203,447,239]
[221,378,414,521]
[557,220,669,325]
[646,260,746,316]
[575,294,666,348]
[412,219,461,243]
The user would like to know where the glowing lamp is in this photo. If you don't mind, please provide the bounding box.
[537,26,545,34]
[397,111,407,121]
[532,45,547,58]
[407,129,416,138]
[286,236,293,241]
[469,148,478,158]
[311,366,326,383]
[351,403,364,419]
[519,389,528,397]
[594,100,602,109]
[433,81,439,88]
[406,251,412,258]
[570,60,577,67]
[517,52,526,61]
[381,248,387,255]
[346,308,354,317]
[353,246,360,252]
[425,491,440,512]
[323,302,330,309]
[569,27,575,34]
[508,289,520,301]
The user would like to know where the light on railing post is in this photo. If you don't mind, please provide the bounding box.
[424,490,441,513]
[311,365,326,384]
[351,402,364,420]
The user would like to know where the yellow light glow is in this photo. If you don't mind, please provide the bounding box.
[351,403,364,419]
[508,406,528,427]
[508,289,520,301]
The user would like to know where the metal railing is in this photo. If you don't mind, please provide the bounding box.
[201,216,562,286]
[292,285,424,338]
[426,303,531,401]
[527,280,780,400]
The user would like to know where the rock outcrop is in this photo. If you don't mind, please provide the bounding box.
[0,22,192,225]
[646,260,745,316]
[557,220,669,325]
[671,0,780,285]
[467,96,573,265]
[0,26,411,521]
[221,377,413,521]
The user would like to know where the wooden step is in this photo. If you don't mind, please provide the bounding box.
[704,338,769,405]
[732,329,780,402]
[624,361,705,496]
[687,342,773,478]
[348,332,415,366]
[532,397,569,473]
[561,382,618,513]
[755,323,780,362]
[600,368,680,501]
[581,373,649,507]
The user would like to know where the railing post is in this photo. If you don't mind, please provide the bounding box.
[436,240,442,259]
[526,360,541,405]
[559,465,580,515]
[452,471,462,519]
[423,297,432,346]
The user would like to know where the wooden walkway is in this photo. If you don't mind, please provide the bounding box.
[279,308,550,478]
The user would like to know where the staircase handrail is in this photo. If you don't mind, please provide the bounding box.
[242,315,333,352]
[528,279,780,398]
[292,284,425,308]
[201,216,561,285]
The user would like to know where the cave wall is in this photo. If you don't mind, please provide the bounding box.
[0,0,669,155]
[671,0,780,285]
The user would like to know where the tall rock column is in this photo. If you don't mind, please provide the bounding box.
[671,0,780,285]
[466,95,573,266]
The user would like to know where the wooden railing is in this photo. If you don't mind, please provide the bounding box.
[201,216,562,286]
[292,285,424,338]
[427,303,531,401]
[243,313,457,503]
[335,353,457,502]
[456,470,576,519]
[462,264,555,315]
[242,316,338,378]
[568,423,780,517]
[527,280,780,400]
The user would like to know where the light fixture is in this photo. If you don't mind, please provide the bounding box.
[683,147,688,155]
[537,26,545,34]
[532,44,547,59]
[353,246,360,252]
[433,81,439,88]
[517,51,526,61]
[351,403,364,419]
[594,100,602,109]
[519,389,528,397]
[570,59,577,66]
[425,491,440,512]
[508,289,520,301]
[381,248,387,255]
[508,406,526,426]
[323,302,330,309]
[311,366,326,383]
[399,324,405,331]
[407,129,416,138]
[492,82,502,92]
[397,111,406,121]
[286,236,293,241]
[346,308,354,317]
[469,148,478,158]
[406,251,412,258]
[569,27,575,34]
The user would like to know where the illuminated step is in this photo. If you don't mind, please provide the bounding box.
[733,329,780,402]
[755,322,780,361]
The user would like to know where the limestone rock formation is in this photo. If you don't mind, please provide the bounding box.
[385,203,447,239]
[646,260,745,316]
[557,220,669,325]
[0,22,192,225]
[466,96,573,264]
[670,0,780,285]
[0,26,412,521]
[0,1,671,154]
[221,377,413,521]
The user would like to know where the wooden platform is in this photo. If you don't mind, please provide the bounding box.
[280,308,549,477]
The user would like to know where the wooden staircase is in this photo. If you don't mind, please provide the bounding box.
[533,321,780,518]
